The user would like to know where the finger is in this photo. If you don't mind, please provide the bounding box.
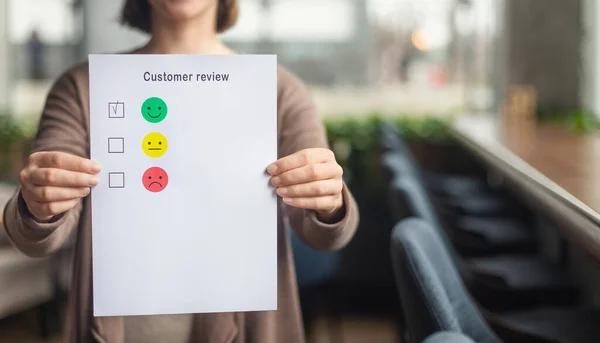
[281,195,342,211]
[271,163,342,187]
[23,184,90,202]
[276,179,342,198]
[28,168,99,187]
[267,149,334,175]
[26,199,80,219]
[31,152,101,174]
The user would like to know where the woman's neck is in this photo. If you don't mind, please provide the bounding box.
[140,14,234,55]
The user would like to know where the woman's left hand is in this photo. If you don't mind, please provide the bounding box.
[267,148,344,218]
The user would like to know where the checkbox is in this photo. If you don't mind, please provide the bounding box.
[108,172,125,188]
[108,137,124,153]
[108,102,125,118]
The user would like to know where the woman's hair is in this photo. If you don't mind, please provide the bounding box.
[120,0,239,34]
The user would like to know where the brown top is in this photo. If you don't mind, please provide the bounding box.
[452,115,600,262]
[2,62,359,343]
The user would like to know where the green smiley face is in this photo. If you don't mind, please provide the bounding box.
[141,97,168,123]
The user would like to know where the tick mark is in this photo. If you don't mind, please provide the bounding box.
[111,101,122,114]
[108,101,125,118]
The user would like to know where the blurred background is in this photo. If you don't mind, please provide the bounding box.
[2,0,600,343]
[0,0,502,118]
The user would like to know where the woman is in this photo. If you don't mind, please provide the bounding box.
[3,0,359,342]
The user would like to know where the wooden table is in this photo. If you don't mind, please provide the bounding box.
[451,115,600,263]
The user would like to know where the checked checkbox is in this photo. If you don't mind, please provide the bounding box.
[108,102,125,118]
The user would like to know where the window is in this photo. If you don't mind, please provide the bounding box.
[223,0,503,117]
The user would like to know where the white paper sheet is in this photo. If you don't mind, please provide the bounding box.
[89,54,278,317]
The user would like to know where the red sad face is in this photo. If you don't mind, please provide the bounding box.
[142,167,169,192]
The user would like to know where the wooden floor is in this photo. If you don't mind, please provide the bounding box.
[0,310,399,343]
[308,315,399,343]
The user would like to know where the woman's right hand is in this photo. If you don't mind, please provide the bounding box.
[19,152,101,222]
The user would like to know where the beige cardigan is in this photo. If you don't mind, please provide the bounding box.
[3,62,359,343]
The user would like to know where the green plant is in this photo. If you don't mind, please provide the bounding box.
[324,113,454,186]
[537,109,600,134]
[0,114,28,153]
[324,114,382,186]
[393,115,453,143]
[0,113,37,180]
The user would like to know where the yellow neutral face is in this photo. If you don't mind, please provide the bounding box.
[142,132,168,158]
